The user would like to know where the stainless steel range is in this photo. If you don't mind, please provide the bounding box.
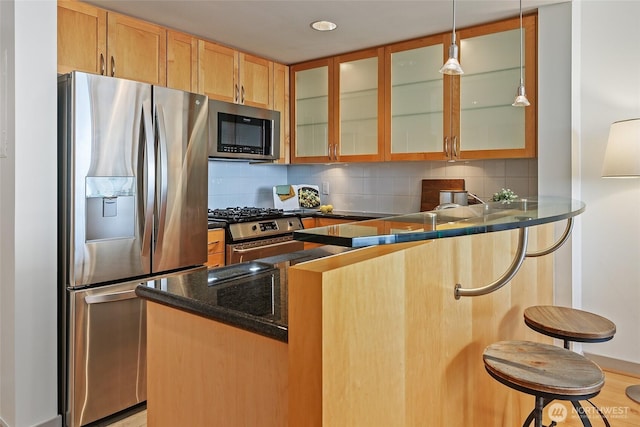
[208,207,305,264]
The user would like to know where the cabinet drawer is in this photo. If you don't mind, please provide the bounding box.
[206,252,225,269]
[316,218,352,227]
[301,217,316,229]
[207,228,225,252]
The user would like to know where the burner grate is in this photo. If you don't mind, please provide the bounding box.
[208,207,286,223]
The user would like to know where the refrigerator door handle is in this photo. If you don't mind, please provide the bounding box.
[141,100,155,259]
[84,290,138,304]
[154,105,169,251]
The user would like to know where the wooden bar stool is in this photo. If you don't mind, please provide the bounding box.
[524,306,616,350]
[483,340,605,427]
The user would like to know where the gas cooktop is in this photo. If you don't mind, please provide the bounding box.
[208,207,293,223]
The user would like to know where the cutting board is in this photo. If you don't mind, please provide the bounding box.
[420,179,465,211]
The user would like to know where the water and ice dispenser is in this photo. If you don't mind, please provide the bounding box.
[85,177,136,241]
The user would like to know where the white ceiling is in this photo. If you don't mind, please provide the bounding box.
[86,0,569,64]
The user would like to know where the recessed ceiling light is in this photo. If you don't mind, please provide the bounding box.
[311,20,337,32]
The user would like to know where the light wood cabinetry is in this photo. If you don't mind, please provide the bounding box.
[291,14,537,164]
[273,62,290,163]
[107,13,166,85]
[385,15,537,161]
[454,15,536,159]
[205,228,225,269]
[146,302,287,427]
[166,30,198,92]
[289,225,554,426]
[58,1,107,74]
[57,2,167,86]
[145,224,555,426]
[384,33,447,161]
[57,1,107,75]
[198,41,273,109]
[291,48,384,163]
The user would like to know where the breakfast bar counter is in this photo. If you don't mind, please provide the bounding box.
[140,197,585,426]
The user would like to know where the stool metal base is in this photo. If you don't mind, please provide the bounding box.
[626,385,640,403]
[523,398,611,427]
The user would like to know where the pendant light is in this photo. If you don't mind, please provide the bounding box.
[512,0,530,107]
[439,0,464,75]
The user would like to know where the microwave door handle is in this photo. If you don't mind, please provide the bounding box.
[154,105,169,251]
[140,101,155,260]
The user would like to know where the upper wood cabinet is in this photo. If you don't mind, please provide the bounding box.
[107,13,167,86]
[290,58,332,163]
[166,30,198,92]
[384,34,447,161]
[198,41,273,109]
[291,48,384,163]
[58,2,167,86]
[57,1,107,75]
[273,62,290,164]
[454,15,536,160]
[384,15,537,161]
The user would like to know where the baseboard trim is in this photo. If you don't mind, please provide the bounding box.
[585,352,640,378]
[0,414,61,427]
[36,414,62,427]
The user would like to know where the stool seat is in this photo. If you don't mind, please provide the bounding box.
[524,306,616,344]
[483,340,605,400]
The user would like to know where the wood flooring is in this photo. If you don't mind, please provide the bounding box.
[105,370,640,426]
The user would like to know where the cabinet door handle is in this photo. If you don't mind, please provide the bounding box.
[235,84,239,103]
[333,143,338,160]
[453,136,459,159]
[110,56,115,77]
[241,85,245,104]
[443,137,449,157]
[99,53,105,75]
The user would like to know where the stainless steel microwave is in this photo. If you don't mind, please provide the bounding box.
[208,99,280,161]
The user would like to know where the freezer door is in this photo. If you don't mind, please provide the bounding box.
[151,87,208,272]
[67,281,146,427]
[61,72,153,287]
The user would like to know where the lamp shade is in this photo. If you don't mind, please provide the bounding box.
[602,118,640,177]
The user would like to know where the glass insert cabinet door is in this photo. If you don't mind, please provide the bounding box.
[291,48,384,163]
[293,60,331,160]
[386,34,446,160]
[336,48,384,161]
[456,15,537,159]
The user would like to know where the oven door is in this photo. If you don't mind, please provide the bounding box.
[226,235,304,264]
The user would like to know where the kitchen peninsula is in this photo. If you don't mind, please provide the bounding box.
[137,197,585,426]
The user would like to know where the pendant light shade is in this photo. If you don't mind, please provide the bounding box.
[440,0,464,75]
[512,0,529,107]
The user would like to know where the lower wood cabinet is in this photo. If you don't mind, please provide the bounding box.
[205,228,225,268]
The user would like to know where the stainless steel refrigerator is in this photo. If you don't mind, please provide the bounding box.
[58,71,208,427]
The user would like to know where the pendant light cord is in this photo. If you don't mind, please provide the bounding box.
[519,0,524,85]
[452,0,457,44]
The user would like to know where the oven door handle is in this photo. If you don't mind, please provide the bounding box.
[231,240,299,254]
[84,290,138,304]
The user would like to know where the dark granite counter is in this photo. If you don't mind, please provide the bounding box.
[135,245,352,342]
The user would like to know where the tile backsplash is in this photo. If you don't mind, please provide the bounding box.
[208,158,538,214]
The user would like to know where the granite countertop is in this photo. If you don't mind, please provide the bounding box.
[135,245,352,342]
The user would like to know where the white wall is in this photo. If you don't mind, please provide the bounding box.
[578,0,640,364]
[0,1,59,427]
